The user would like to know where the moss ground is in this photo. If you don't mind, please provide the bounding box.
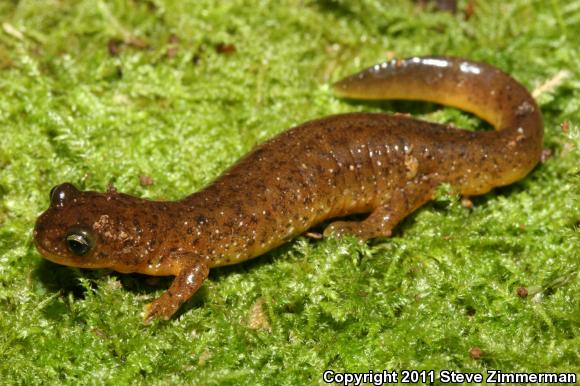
[0,0,578,384]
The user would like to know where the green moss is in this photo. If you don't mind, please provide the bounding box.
[0,0,578,384]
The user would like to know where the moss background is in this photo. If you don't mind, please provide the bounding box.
[0,0,578,384]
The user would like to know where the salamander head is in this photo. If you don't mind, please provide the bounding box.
[33,183,163,272]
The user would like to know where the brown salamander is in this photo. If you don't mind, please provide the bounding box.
[33,56,543,323]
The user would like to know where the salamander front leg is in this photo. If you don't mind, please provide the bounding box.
[143,259,209,324]
[324,175,442,240]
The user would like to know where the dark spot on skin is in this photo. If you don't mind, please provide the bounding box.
[196,215,209,225]
[133,219,143,235]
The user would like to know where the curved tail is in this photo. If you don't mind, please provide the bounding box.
[333,56,544,188]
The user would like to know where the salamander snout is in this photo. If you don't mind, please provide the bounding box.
[33,209,97,267]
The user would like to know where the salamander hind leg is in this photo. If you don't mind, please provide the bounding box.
[324,174,442,240]
[143,258,209,324]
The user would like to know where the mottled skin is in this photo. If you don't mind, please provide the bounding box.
[33,57,543,323]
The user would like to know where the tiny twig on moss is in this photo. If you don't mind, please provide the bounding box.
[532,70,571,98]
[2,22,24,40]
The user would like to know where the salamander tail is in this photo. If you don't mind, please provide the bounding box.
[333,56,544,182]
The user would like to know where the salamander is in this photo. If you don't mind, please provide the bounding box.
[33,56,543,323]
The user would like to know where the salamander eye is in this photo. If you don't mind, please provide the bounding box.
[65,228,94,256]
[50,183,79,207]
[49,185,58,200]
